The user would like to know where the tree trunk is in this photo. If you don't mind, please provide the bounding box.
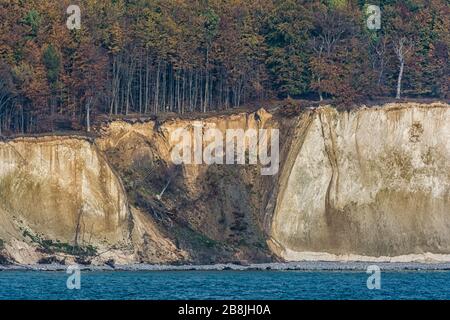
[396,60,404,99]
[318,76,323,101]
[204,48,209,113]
[86,98,91,133]
[154,60,161,114]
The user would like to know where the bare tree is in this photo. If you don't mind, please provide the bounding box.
[85,96,93,132]
[156,166,178,201]
[310,38,325,101]
[374,36,389,87]
[394,37,413,99]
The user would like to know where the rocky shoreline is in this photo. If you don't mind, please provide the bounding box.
[2,261,450,272]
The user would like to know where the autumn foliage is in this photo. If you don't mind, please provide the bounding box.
[0,0,448,134]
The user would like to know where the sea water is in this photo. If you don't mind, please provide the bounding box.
[0,270,449,300]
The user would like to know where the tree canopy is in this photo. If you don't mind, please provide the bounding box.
[0,0,448,134]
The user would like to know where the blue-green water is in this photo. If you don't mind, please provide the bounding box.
[0,270,449,300]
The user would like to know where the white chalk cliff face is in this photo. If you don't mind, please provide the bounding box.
[0,137,129,238]
[269,103,450,261]
[0,137,184,264]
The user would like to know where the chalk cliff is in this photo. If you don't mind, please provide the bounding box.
[270,103,450,262]
[0,102,448,265]
[0,136,185,264]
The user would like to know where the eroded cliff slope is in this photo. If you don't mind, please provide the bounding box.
[96,108,279,263]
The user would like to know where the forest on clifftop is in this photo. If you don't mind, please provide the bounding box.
[0,0,448,134]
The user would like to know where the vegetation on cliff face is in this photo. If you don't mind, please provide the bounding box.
[0,1,448,134]
[96,110,279,264]
[22,229,97,257]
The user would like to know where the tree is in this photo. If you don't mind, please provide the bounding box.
[201,7,220,112]
[308,2,374,103]
[264,0,312,98]
[383,3,416,100]
[0,64,15,135]
[394,37,413,99]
